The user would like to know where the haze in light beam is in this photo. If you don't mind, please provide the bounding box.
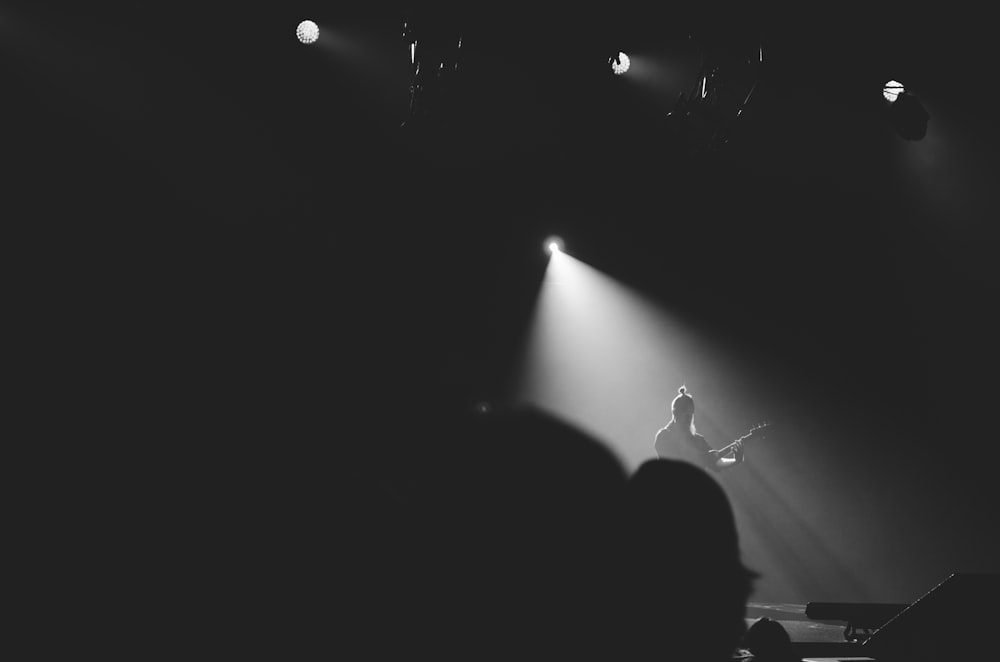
[514,250,766,472]
[512,250,885,606]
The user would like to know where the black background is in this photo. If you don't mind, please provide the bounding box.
[8,0,999,633]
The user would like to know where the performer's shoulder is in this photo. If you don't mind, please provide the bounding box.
[690,432,711,446]
[653,427,670,458]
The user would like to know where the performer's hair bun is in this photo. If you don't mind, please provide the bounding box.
[672,385,694,413]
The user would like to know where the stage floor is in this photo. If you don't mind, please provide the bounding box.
[742,602,872,661]
[746,602,845,643]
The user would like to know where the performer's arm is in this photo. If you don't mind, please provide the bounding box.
[708,440,745,471]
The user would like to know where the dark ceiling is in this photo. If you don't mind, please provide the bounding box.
[6,2,998,444]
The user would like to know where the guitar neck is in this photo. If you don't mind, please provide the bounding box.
[716,425,767,453]
[717,438,744,454]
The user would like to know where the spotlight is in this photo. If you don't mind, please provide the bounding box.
[610,51,630,75]
[883,79,904,103]
[883,81,928,140]
[296,20,319,44]
[544,236,564,255]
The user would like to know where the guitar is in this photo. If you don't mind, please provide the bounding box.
[713,421,771,457]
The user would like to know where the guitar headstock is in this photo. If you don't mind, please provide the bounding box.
[744,421,771,440]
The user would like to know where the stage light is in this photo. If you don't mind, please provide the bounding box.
[544,237,565,255]
[296,20,319,44]
[883,80,904,103]
[610,51,630,75]
[882,80,928,139]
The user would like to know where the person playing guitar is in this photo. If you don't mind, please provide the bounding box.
[654,386,768,472]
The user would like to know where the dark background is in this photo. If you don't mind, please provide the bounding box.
[8,0,999,623]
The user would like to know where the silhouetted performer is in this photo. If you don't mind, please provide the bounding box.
[613,458,758,661]
[654,386,745,471]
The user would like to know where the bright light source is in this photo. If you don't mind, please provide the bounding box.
[296,20,319,44]
[610,52,630,75]
[883,80,904,103]
[544,236,565,255]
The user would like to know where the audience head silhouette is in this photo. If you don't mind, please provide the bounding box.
[327,401,756,662]
[413,403,630,660]
[613,458,757,662]
[744,616,795,661]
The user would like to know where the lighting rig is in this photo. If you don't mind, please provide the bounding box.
[664,34,764,155]
[401,14,464,127]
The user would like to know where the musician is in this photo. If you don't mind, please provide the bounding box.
[654,386,745,472]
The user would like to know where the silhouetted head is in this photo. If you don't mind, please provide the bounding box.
[671,385,696,432]
[744,617,794,662]
[452,403,628,519]
[614,458,757,662]
[424,403,630,660]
